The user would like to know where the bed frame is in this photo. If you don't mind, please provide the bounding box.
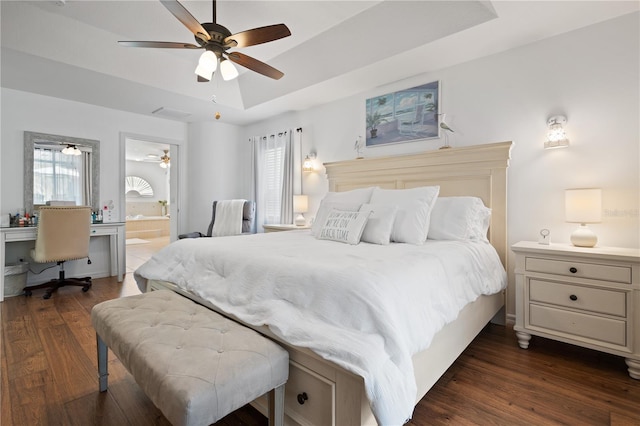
[148,141,512,425]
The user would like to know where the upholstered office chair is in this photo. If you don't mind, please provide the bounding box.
[24,206,92,299]
[179,200,256,239]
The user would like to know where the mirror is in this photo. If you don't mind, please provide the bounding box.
[24,131,100,214]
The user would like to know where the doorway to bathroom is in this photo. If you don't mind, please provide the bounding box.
[121,133,180,260]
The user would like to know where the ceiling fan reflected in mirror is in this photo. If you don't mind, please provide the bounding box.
[118,0,291,82]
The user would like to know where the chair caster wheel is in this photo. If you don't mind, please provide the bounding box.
[43,293,52,300]
[82,284,91,292]
[24,290,32,297]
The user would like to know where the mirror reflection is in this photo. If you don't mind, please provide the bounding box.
[24,131,100,214]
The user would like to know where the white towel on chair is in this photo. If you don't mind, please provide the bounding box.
[212,200,245,236]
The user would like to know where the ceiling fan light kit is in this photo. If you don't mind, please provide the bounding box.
[195,50,218,80]
[119,0,291,82]
[220,58,239,81]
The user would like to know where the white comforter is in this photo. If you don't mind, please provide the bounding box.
[134,230,506,425]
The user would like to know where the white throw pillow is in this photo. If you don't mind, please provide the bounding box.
[369,186,440,244]
[311,187,375,237]
[316,209,371,245]
[428,196,492,241]
[312,201,363,237]
[358,204,398,245]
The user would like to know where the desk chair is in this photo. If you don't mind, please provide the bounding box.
[24,206,92,299]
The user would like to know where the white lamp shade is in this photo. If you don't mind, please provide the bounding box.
[293,195,308,213]
[195,51,217,80]
[220,59,238,81]
[565,188,601,223]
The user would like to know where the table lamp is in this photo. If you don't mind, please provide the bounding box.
[293,195,309,226]
[565,188,601,247]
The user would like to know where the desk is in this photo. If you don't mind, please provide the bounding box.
[0,223,125,301]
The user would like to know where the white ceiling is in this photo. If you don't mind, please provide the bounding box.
[1,1,638,126]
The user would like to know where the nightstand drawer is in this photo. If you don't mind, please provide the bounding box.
[285,360,335,426]
[529,304,627,346]
[529,279,627,317]
[526,257,632,284]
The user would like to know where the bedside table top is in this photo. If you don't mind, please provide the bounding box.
[512,241,640,262]
[263,224,311,230]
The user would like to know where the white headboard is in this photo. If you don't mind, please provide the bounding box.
[323,141,512,267]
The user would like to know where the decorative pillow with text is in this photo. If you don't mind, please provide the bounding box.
[316,209,371,245]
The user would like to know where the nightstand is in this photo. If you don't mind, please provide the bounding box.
[512,241,640,379]
[263,224,311,233]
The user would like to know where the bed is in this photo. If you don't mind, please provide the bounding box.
[135,141,512,425]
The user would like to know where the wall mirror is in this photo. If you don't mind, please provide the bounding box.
[24,131,100,214]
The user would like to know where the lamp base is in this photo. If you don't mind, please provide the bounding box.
[295,213,306,226]
[570,224,597,248]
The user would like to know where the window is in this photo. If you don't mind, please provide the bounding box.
[125,176,154,197]
[263,142,285,223]
[33,147,85,206]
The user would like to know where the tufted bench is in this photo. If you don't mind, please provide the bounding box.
[91,290,289,426]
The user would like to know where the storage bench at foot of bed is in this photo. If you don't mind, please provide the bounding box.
[90,290,289,426]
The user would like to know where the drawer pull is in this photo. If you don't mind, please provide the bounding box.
[297,392,308,405]
[569,294,578,301]
[569,267,578,273]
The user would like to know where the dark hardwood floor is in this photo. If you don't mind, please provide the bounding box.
[2,272,639,425]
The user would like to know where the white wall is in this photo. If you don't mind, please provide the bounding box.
[1,88,187,224]
[186,120,245,234]
[239,13,639,320]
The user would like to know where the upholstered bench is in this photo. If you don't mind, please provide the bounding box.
[91,290,288,426]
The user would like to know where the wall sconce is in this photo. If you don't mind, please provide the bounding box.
[544,115,570,149]
[302,152,316,172]
[293,195,309,226]
[565,188,601,247]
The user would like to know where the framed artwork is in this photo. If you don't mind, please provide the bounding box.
[365,80,440,147]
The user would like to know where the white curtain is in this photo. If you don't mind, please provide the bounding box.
[280,131,294,225]
[251,130,294,232]
[83,151,92,208]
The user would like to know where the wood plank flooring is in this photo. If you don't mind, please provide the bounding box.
[2,238,639,425]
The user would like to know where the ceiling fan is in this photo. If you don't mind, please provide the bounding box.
[141,150,171,168]
[158,150,171,168]
[118,0,291,82]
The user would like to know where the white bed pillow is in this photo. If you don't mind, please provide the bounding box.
[369,186,440,244]
[322,187,375,204]
[427,196,491,241]
[311,187,375,237]
[358,204,398,245]
[316,209,371,245]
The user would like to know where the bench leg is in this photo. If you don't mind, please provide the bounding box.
[267,384,285,426]
[96,333,109,392]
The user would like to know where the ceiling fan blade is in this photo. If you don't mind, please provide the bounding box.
[224,24,291,48]
[160,0,211,43]
[227,52,284,80]
[118,41,201,49]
